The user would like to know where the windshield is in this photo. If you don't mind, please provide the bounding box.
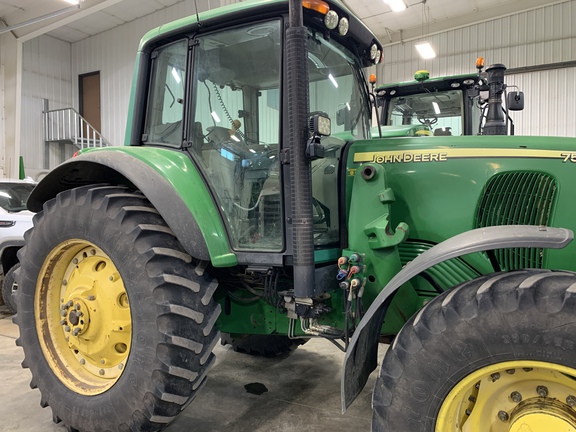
[0,183,34,212]
[308,30,371,140]
[387,89,465,136]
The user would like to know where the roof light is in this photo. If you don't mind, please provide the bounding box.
[369,74,377,85]
[328,73,339,88]
[432,102,441,115]
[384,0,407,12]
[338,17,349,35]
[303,0,330,15]
[171,67,181,84]
[415,42,436,59]
[324,10,339,29]
[370,44,379,60]
[463,78,476,85]
[450,82,461,88]
[476,57,485,69]
[374,50,382,64]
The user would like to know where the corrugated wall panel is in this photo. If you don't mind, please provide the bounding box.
[71,0,222,147]
[377,0,576,136]
[21,35,74,176]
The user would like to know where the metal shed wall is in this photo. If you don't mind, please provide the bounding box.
[21,35,74,177]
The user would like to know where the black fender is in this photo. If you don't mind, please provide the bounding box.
[341,225,574,412]
[28,151,211,260]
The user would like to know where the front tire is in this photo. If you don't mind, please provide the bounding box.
[221,333,307,357]
[372,270,576,431]
[16,185,221,432]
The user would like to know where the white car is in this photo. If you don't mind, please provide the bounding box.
[0,179,35,313]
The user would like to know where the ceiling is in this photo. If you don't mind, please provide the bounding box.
[0,0,568,44]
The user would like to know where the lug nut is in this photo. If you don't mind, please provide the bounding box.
[62,280,67,286]
[75,303,81,310]
[71,328,80,336]
[469,396,477,403]
[109,276,114,281]
[465,409,471,416]
[73,258,78,265]
[537,386,548,397]
[567,395,576,407]
[64,326,71,333]
[99,369,105,375]
[475,382,480,390]
[100,359,106,364]
[60,310,67,317]
[79,358,85,365]
[118,363,123,370]
[498,411,509,422]
[90,249,96,256]
[87,295,96,301]
[510,391,522,403]
[491,372,501,382]
[60,320,66,325]
[66,300,73,308]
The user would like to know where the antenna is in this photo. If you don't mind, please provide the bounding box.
[193,0,202,28]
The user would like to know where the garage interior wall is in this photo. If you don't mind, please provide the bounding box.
[19,0,220,178]
[17,0,576,178]
[376,0,576,137]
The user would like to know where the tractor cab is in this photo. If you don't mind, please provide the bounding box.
[140,4,377,261]
[376,70,484,136]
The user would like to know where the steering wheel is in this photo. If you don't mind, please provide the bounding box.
[418,115,438,126]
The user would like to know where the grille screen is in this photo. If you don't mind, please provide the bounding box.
[475,171,557,270]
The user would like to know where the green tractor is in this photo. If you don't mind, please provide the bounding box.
[14,0,576,431]
[374,59,525,137]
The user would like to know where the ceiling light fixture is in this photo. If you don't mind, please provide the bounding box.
[63,0,80,4]
[432,102,441,115]
[415,42,436,59]
[384,0,407,13]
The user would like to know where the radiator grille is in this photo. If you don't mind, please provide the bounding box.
[475,171,557,270]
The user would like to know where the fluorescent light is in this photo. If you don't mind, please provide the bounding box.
[432,102,441,115]
[230,135,240,142]
[415,42,436,59]
[384,0,406,12]
[171,67,181,84]
[328,74,339,88]
[63,0,80,4]
[346,102,351,111]
[211,111,221,123]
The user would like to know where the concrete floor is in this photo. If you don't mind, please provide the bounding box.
[0,306,387,432]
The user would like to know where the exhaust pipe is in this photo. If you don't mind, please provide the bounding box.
[286,0,315,300]
[482,63,507,135]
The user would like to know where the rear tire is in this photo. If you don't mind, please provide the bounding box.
[16,185,221,432]
[372,270,576,431]
[1,263,19,313]
[221,333,307,357]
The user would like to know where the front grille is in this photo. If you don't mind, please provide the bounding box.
[475,171,557,270]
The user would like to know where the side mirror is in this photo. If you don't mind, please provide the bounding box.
[336,106,351,128]
[507,91,524,111]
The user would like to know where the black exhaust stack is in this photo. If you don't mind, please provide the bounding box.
[287,0,315,300]
[483,63,508,135]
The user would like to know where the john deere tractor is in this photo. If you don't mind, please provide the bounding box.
[15,0,576,431]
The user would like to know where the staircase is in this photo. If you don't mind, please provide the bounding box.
[44,108,110,149]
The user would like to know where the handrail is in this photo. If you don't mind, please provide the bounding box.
[43,107,111,149]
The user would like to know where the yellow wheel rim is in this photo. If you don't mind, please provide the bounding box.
[35,240,131,395]
[436,361,576,431]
